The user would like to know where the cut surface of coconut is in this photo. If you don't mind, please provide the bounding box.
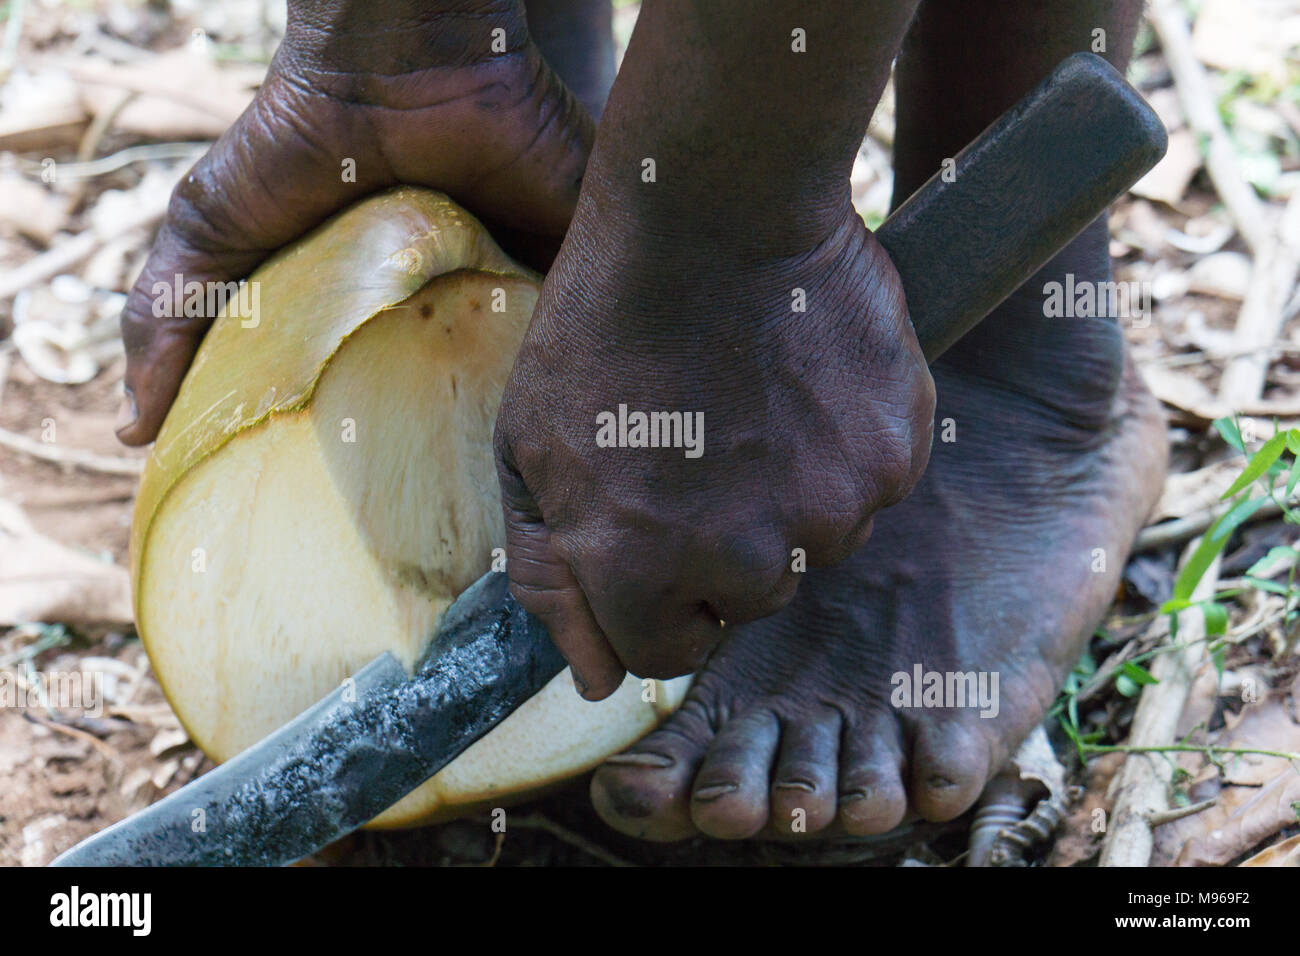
[133,188,690,826]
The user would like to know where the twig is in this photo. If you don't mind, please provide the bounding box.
[0,425,144,475]
[23,710,120,763]
[0,195,167,301]
[1099,548,1218,867]
[1134,494,1288,552]
[1218,193,1300,404]
[1086,743,1300,762]
[14,142,205,181]
[1147,0,1271,253]
[1146,798,1217,827]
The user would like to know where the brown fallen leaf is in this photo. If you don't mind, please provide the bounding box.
[1131,128,1201,207]
[71,49,263,141]
[0,500,132,627]
[1048,751,1128,867]
[1142,365,1300,421]
[1239,832,1300,866]
[0,175,72,246]
[1173,770,1300,865]
[1153,460,1241,522]
[1153,674,1300,865]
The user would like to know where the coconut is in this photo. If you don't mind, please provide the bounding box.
[131,187,690,826]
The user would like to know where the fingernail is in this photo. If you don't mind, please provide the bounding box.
[603,752,675,769]
[572,670,588,696]
[115,389,138,434]
[693,783,738,802]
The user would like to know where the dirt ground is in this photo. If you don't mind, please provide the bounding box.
[2,0,1300,867]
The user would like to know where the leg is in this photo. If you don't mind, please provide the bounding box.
[591,0,1168,840]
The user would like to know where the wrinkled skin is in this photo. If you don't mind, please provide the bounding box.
[116,0,592,445]
[494,0,931,697]
[590,227,1168,839]
[494,201,934,697]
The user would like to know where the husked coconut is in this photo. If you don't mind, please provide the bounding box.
[131,187,690,826]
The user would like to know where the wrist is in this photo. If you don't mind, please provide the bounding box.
[579,130,855,260]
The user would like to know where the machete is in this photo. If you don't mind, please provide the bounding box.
[52,52,1165,867]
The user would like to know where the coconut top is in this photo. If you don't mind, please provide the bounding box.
[130,187,537,590]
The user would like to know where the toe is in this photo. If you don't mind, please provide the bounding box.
[590,698,713,841]
[769,709,841,837]
[837,712,908,835]
[909,717,993,821]
[689,709,781,839]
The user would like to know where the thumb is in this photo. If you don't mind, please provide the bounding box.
[497,460,625,700]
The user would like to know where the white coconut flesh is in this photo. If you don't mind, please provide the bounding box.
[132,188,691,827]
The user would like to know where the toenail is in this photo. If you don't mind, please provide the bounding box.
[839,788,871,803]
[774,779,816,793]
[693,783,739,802]
[603,752,675,769]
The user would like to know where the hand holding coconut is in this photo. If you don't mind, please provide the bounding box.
[116,0,593,445]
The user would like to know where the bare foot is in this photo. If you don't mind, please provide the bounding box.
[590,247,1168,840]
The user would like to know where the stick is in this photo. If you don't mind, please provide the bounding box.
[1218,194,1300,403]
[0,425,144,475]
[0,196,167,301]
[1100,547,1218,866]
[1146,798,1217,827]
[1147,0,1271,253]
[1134,494,1287,552]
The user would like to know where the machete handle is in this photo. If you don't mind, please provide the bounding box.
[875,52,1167,362]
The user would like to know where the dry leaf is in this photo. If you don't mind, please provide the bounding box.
[1191,0,1300,83]
[1173,769,1300,865]
[0,175,71,246]
[1239,833,1300,866]
[1154,675,1300,865]
[1131,128,1201,207]
[0,500,132,627]
[1188,252,1253,301]
[1153,460,1241,521]
[71,49,262,140]
[1141,364,1228,421]
[147,727,190,759]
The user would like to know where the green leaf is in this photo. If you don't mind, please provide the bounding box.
[1120,662,1160,689]
[1221,432,1288,500]
[1211,643,1227,681]
[1287,461,1300,499]
[1200,601,1228,636]
[1214,416,1245,453]
[1286,430,1300,457]
[1168,496,1270,604]
[1116,674,1139,697]
[1246,546,1298,579]
[1244,576,1292,596]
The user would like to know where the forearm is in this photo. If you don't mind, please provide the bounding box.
[585,0,919,250]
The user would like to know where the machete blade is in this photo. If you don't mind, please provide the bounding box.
[50,571,566,866]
